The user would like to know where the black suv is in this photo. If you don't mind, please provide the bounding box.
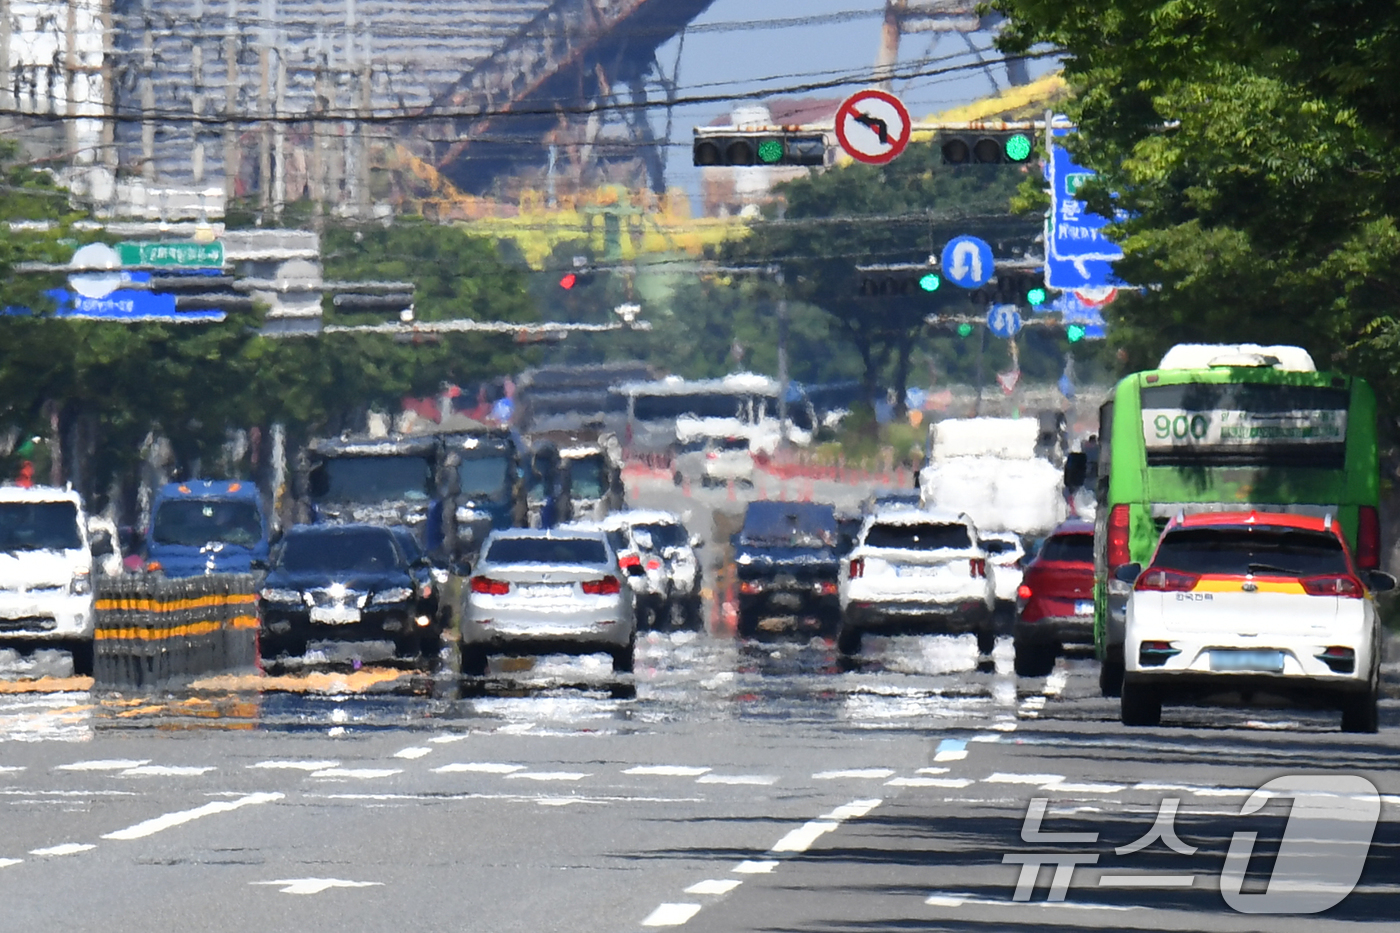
[256,524,441,664]
[732,501,841,637]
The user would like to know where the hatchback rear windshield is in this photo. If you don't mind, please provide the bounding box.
[865,523,971,551]
[633,522,686,548]
[1038,533,1093,564]
[487,537,608,565]
[1152,527,1349,577]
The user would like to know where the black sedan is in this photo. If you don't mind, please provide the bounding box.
[255,524,440,664]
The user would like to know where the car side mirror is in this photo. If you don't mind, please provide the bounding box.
[1366,570,1397,593]
[1113,563,1141,585]
[250,558,269,572]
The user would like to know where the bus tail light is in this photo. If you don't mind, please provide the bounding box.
[1301,574,1364,598]
[1357,506,1380,570]
[1108,505,1131,568]
[1134,568,1199,592]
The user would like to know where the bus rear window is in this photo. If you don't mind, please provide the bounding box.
[1139,384,1348,468]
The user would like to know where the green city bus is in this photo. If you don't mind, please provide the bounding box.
[1092,344,1381,696]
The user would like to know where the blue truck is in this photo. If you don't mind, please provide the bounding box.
[144,480,271,577]
[438,428,529,569]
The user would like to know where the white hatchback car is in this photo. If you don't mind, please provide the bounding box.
[1121,511,1389,732]
[837,507,996,656]
[978,530,1025,628]
[672,436,755,488]
[461,529,636,676]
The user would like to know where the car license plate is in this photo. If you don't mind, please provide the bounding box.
[770,593,802,609]
[518,583,571,598]
[1074,600,1094,616]
[1210,649,1285,673]
[309,606,360,625]
[895,565,938,577]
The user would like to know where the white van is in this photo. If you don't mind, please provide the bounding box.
[0,486,97,675]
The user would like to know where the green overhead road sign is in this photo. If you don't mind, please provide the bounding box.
[117,241,224,268]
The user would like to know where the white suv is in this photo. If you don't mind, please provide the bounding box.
[0,486,97,675]
[837,508,996,656]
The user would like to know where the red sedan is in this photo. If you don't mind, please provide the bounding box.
[1014,520,1095,677]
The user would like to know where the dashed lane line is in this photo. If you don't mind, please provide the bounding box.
[392,747,432,760]
[641,903,703,927]
[253,878,383,895]
[504,771,591,782]
[122,765,216,777]
[696,774,777,786]
[985,773,1065,786]
[102,792,284,841]
[56,759,150,772]
[887,777,972,789]
[249,760,341,771]
[30,843,95,856]
[0,858,21,868]
[685,880,741,895]
[310,768,402,780]
[933,739,968,762]
[732,860,779,874]
[812,769,895,780]
[433,762,524,775]
[769,821,840,854]
[625,766,712,777]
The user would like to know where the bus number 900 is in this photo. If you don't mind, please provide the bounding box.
[1154,413,1210,441]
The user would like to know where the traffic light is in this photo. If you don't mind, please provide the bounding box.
[694,131,827,167]
[957,323,974,338]
[1066,324,1086,342]
[970,268,1047,306]
[939,130,1036,166]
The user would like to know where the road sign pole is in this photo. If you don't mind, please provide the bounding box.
[974,323,986,416]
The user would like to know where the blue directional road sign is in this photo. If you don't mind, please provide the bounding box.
[1046,126,1124,291]
[987,304,1022,338]
[941,235,994,289]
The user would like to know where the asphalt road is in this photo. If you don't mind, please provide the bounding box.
[0,474,1397,932]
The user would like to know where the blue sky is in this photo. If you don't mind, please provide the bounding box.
[650,0,1060,201]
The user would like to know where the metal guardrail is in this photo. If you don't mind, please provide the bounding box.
[93,574,259,689]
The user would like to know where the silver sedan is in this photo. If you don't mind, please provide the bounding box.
[460,529,636,676]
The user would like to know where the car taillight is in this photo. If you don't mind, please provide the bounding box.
[817,581,838,596]
[582,576,622,596]
[1134,568,1199,592]
[849,558,864,578]
[739,581,764,594]
[1301,574,1364,598]
[1017,583,1032,600]
[619,554,641,569]
[969,558,986,578]
[470,576,510,596]
[145,560,162,572]
[1357,506,1380,570]
[1108,505,1131,568]
[706,451,718,460]
[646,558,662,571]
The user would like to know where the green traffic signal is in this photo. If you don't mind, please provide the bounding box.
[919,273,941,293]
[1027,287,1048,306]
[1004,133,1033,163]
[1066,324,1086,342]
[957,323,974,338]
[757,139,785,165]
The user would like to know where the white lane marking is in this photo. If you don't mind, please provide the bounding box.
[393,747,432,760]
[1021,696,1047,709]
[641,903,702,927]
[102,791,284,841]
[971,733,1004,742]
[57,759,150,772]
[310,768,402,780]
[328,727,347,737]
[685,879,741,895]
[988,721,1018,733]
[1043,669,1069,696]
[1049,782,1126,794]
[122,766,216,777]
[934,750,968,762]
[770,821,840,854]
[1098,874,1196,888]
[0,766,24,773]
[497,722,537,735]
[30,843,95,856]
[732,860,779,874]
[1381,795,1400,807]
[433,762,524,774]
[696,774,776,785]
[916,767,950,776]
[317,793,702,804]
[925,892,1140,911]
[253,878,382,895]
[1133,782,1196,792]
[926,894,968,907]
[887,777,972,788]
[985,773,1065,785]
[0,858,21,868]
[820,799,882,821]
[250,760,340,772]
[625,766,712,777]
[428,734,469,744]
[504,771,590,782]
[812,768,895,780]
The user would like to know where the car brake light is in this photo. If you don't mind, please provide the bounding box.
[817,581,838,596]
[1108,505,1131,568]
[1134,568,1199,592]
[1301,574,1363,598]
[1357,506,1380,570]
[145,560,162,572]
[739,580,764,594]
[969,558,986,578]
[470,576,510,596]
[849,558,864,578]
[645,558,662,571]
[582,576,621,596]
[1017,583,1032,600]
[706,451,718,460]
[619,554,641,569]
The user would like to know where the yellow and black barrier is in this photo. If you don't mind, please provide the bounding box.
[94,574,259,689]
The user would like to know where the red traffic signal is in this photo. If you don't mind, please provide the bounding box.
[559,273,578,290]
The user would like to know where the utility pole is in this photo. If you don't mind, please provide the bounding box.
[223,0,239,204]
[874,0,906,91]
[773,266,789,451]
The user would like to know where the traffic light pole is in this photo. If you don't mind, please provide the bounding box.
[774,267,789,453]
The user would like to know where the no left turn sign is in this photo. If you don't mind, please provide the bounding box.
[835,89,912,165]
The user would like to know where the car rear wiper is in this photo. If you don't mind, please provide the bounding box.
[1246,562,1304,576]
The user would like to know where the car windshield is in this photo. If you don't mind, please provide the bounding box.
[486,537,609,566]
[1038,533,1094,564]
[392,530,424,562]
[316,456,432,503]
[567,454,607,500]
[741,504,836,548]
[457,456,510,500]
[633,522,686,548]
[1152,527,1350,577]
[982,538,1020,556]
[276,530,402,573]
[152,499,261,547]
[865,522,971,550]
[0,502,82,551]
